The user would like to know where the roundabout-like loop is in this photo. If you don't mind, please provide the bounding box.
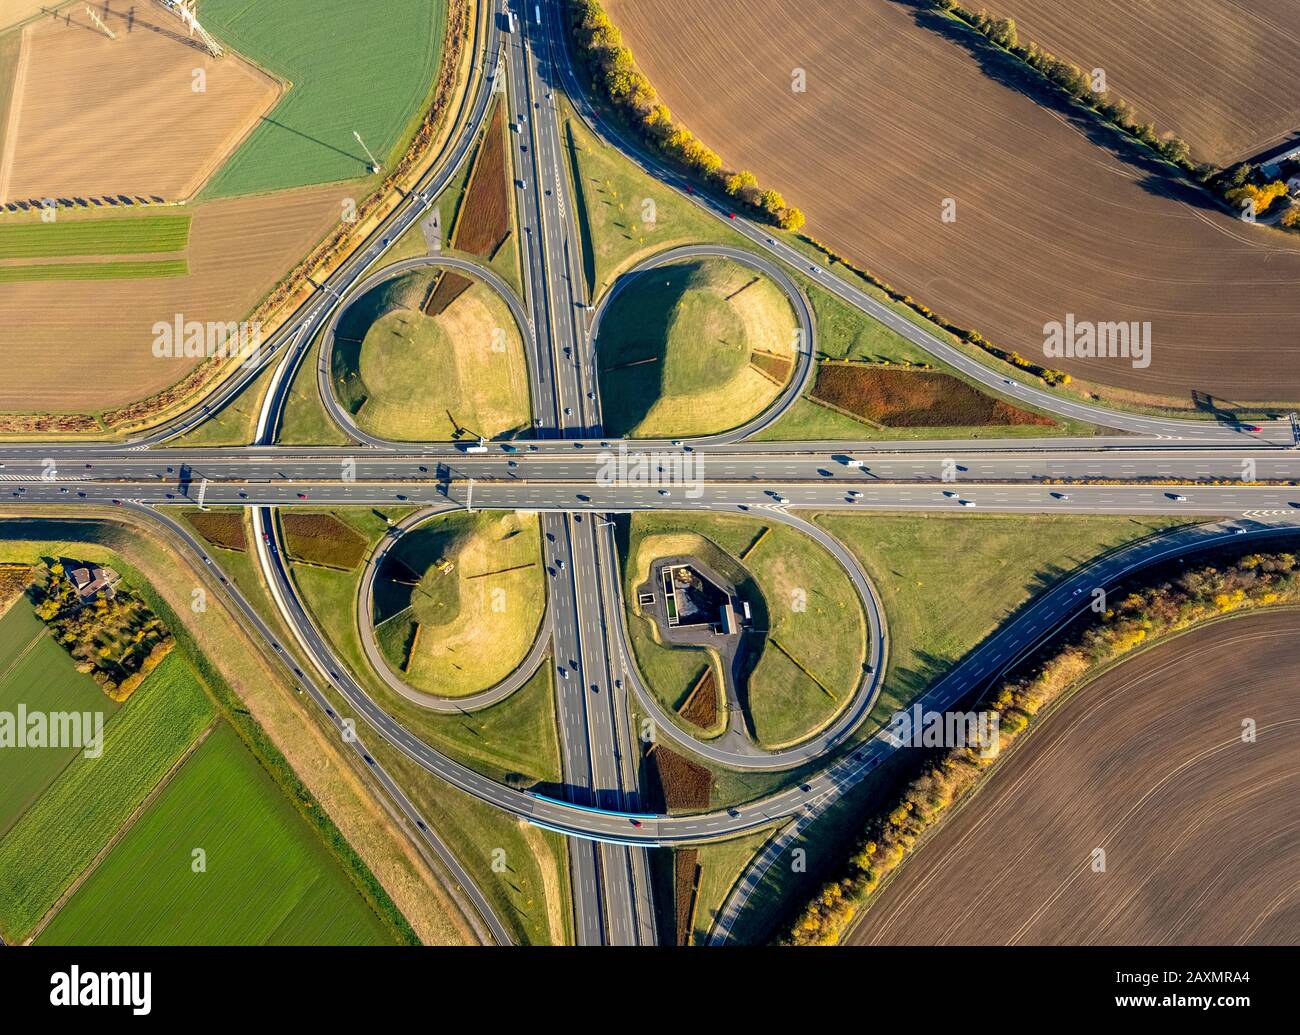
[317,255,540,448]
[603,507,888,771]
[357,505,552,712]
[590,244,817,445]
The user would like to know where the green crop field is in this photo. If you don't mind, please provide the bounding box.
[201,0,448,197]
[0,215,191,259]
[0,260,188,282]
[0,602,120,837]
[40,723,396,945]
[0,651,213,943]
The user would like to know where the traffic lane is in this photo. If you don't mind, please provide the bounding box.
[7,479,1300,516]
[9,444,1300,486]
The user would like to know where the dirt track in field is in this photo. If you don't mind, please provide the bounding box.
[984,0,1300,166]
[847,610,1300,945]
[0,186,341,411]
[0,4,279,203]
[607,0,1300,402]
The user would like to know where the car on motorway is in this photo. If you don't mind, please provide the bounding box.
[1168,493,1188,502]
[942,490,958,498]
[1243,424,1263,433]
[959,499,976,507]
[629,819,642,828]
[296,492,308,500]
[1051,492,1071,500]
[1235,527,1248,534]
[657,489,671,496]
[112,498,122,506]
[847,490,863,498]
[558,667,569,679]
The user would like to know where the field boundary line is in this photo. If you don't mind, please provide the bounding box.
[22,717,219,945]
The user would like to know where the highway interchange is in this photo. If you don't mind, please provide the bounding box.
[7,0,1300,947]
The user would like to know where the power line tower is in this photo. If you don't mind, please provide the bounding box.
[155,0,224,58]
[85,5,118,39]
[353,131,381,174]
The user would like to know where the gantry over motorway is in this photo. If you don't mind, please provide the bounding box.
[7,0,1300,948]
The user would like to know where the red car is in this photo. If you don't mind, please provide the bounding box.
[1244,424,1262,433]
[296,492,308,499]
[727,212,736,219]
[629,819,642,828]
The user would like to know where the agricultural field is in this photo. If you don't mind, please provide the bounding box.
[0,1,53,33]
[597,257,796,438]
[0,518,445,943]
[334,269,531,442]
[200,0,448,197]
[0,259,187,282]
[0,5,280,204]
[0,651,214,943]
[40,723,396,945]
[606,0,1300,403]
[620,513,866,748]
[372,511,546,698]
[0,600,120,837]
[0,184,341,413]
[849,610,1300,945]
[981,0,1300,165]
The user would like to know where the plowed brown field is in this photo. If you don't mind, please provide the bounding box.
[0,4,280,203]
[983,0,1300,165]
[848,611,1300,945]
[0,185,341,411]
[606,0,1300,402]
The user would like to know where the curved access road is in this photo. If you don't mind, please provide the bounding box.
[588,244,816,445]
[541,0,1298,447]
[357,504,552,713]
[315,255,542,449]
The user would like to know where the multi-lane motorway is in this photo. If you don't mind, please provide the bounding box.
[6,0,1300,948]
